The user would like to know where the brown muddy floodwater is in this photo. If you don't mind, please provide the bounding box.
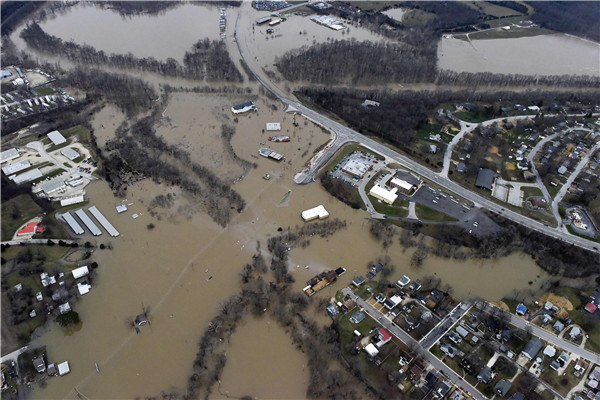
[39,2,228,62]
[438,34,600,76]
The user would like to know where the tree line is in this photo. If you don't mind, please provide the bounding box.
[437,70,600,89]
[20,22,243,82]
[528,1,600,43]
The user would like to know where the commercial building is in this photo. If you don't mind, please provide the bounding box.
[266,122,281,131]
[61,147,80,161]
[369,185,398,205]
[60,212,85,235]
[301,205,329,221]
[341,158,371,179]
[1,148,19,163]
[47,130,66,146]
[75,209,102,236]
[390,177,415,195]
[12,168,43,184]
[2,159,31,176]
[231,101,256,114]
[17,221,44,236]
[475,168,495,190]
[60,195,85,207]
[40,179,66,195]
[89,206,119,237]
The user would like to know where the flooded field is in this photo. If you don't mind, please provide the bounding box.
[438,34,600,76]
[39,2,229,62]
[382,8,406,22]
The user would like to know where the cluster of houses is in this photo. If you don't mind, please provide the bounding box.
[31,353,70,378]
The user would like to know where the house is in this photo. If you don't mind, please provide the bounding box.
[553,320,565,333]
[521,337,542,359]
[396,275,411,288]
[543,345,556,357]
[570,327,582,340]
[456,162,467,173]
[508,393,524,400]
[135,314,148,326]
[456,326,469,338]
[429,289,444,306]
[326,304,339,317]
[574,358,589,375]
[33,355,46,373]
[350,310,365,324]
[558,165,568,174]
[544,301,558,311]
[384,295,402,310]
[409,281,421,291]
[364,343,379,357]
[433,380,452,398]
[440,343,457,358]
[477,366,493,383]
[557,351,570,367]
[376,328,392,347]
[501,327,512,342]
[430,144,438,154]
[231,101,256,114]
[494,379,512,396]
[449,331,462,344]
[475,168,495,190]
[370,263,383,276]
[375,293,386,303]
[47,363,57,376]
[72,266,89,279]
[351,276,365,287]
[516,303,527,315]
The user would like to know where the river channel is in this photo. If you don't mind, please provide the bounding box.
[9,3,557,399]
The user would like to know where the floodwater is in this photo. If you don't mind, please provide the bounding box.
[39,2,229,62]
[12,2,555,399]
[382,8,406,22]
[438,34,600,76]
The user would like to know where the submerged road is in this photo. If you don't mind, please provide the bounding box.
[234,5,600,254]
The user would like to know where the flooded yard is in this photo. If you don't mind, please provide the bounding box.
[438,34,600,76]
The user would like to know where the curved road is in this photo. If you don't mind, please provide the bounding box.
[234,6,600,254]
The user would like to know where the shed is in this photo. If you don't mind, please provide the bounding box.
[364,343,379,357]
[456,325,469,338]
[57,361,70,376]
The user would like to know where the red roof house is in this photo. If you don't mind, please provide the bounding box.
[585,302,597,313]
[377,327,392,346]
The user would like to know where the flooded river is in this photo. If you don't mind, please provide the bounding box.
[438,34,600,76]
[10,2,556,399]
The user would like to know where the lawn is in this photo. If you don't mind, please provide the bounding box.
[464,1,523,18]
[370,197,409,217]
[61,125,92,144]
[34,86,55,96]
[539,366,580,396]
[1,195,43,241]
[522,186,544,200]
[415,203,457,222]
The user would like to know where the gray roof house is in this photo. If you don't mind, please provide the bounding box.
[494,379,512,396]
[477,366,493,383]
[521,337,543,359]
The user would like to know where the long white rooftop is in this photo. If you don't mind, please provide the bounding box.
[88,206,119,237]
[75,209,102,236]
[301,205,329,221]
[61,212,84,235]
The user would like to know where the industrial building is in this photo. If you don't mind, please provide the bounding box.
[341,158,371,179]
[390,177,415,195]
[369,185,398,205]
[2,159,31,176]
[75,209,102,236]
[301,205,329,221]
[1,148,19,163]
[266,122,281,131]
[60,195,85,207]
[40,179,66,195]
[61,147,80,161]
[12,168,43,184]
[231,101,256,114]
[47,130,67,146]
[89,206,119,237]
[60,212,85,235]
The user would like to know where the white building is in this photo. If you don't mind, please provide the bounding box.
[72,266,89,279]
[61,147,80,161]
[57,361,70,376]
[47,130,66,146]
[1,148,20,163]
[364,343,379,357]
[266,123,281,131]
[77,282,91,296]
[12,168,43,184]
[60,195,85,207]
[61,212,84,235]
[231,101,256,114]
[369,185,398,205]
[302,205,329,222]
[40,179,66,195]
[2,159,31,175]
[342,158,371,178]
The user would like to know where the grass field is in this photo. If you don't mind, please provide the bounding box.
[464,1,523,18]
[415,203,457,222]
[522,186,544,200]
[370,197,409,217]
[34,86,55,96]
[1,195,44,241]
[467,26,554,41]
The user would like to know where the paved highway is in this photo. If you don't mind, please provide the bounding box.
[341,287,488,400]
[234,7,600,254]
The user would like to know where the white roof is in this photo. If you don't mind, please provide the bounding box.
[2,159,31,175]
[77,282,91,295]
[389,295,402,305]
[60,195,85,207]
[72,266,89,279]
[364,343,379,357]
[75,209,102,236]
[40,179,66,194]
[47,130,66,145]
[61,212,84,235]
[369,185,398,204]
[301,205,329,221]
[57,361,70,375]
[88,206,119,237]
[266,123,281,131]
[543,345,556,357]
[58,302,71,314]
[61,147,80,160]
[398,275,411,285]
[0,148,19,163]
[342,158,370,177]
[12,168,43,184]
[116,204,128,213]
[391,177,414,191]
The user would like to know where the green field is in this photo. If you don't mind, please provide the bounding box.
[522,186,544,200]
[464,1,523,18]
[1,195,43,241]
[370,197,409,217]
[34,86,55,96]
[415,203,457,222]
